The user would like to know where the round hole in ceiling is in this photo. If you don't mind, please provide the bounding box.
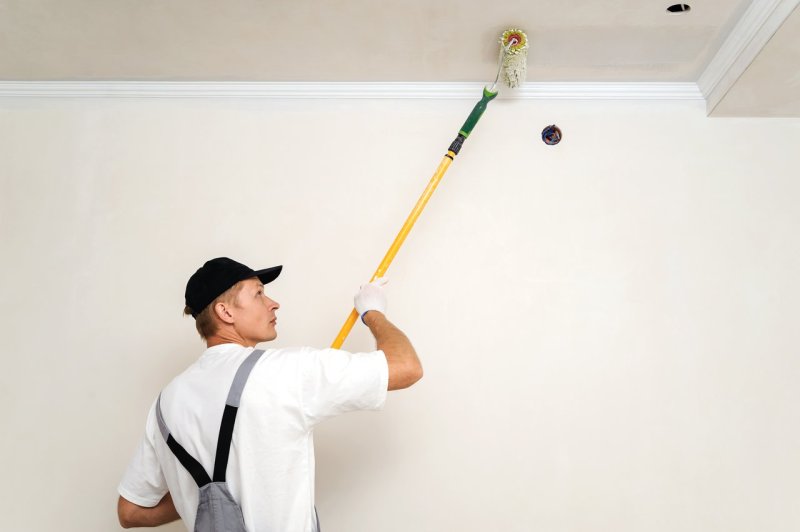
[667,4,691,13]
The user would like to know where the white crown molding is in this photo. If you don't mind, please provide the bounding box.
[0,81,703,101]
[697,0,800,114]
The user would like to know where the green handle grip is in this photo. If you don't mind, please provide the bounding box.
[458,87,499,138]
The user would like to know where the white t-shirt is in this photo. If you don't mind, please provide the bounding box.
[118,343,389,531]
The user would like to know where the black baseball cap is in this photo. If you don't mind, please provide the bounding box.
[185,257,282,318]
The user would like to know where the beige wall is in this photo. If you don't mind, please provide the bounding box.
[1,96,799,531]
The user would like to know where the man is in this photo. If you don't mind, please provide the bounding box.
[117,257,422,530]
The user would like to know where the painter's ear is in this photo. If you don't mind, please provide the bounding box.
[213,301,235,325]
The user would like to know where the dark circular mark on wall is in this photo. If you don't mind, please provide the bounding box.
[541,125,562,145]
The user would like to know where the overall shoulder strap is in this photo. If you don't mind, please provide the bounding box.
[156,394,212,487]
[212,348,265,482]
[155,348,266,487]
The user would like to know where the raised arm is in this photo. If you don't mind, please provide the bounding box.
[355,280,423,390]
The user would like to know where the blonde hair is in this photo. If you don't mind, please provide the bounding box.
[184,281,246,340]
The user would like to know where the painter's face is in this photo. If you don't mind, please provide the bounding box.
[232,277,280,344]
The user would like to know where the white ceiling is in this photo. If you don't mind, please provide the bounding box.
[0,0,797,116]
[711,3,800,116]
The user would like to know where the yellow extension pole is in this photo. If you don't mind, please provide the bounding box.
[330,153,455,348]
[330,87,498,349]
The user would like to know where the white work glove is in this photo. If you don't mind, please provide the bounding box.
[354,278,388,324]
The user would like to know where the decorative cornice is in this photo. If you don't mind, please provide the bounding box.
[0,81,703,101]
[697,0,800,113]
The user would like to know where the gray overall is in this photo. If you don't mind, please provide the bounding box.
[156,349,321,532]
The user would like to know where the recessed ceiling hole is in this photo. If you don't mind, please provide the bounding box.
[667,4,691,13]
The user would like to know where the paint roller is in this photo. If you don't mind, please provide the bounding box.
[331,29,529,349]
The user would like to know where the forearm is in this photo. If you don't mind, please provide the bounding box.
[118,493,180,528]
[363,311,422,389]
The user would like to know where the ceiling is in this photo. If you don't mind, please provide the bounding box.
[0,0,797,116]
[711,3,800,116]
